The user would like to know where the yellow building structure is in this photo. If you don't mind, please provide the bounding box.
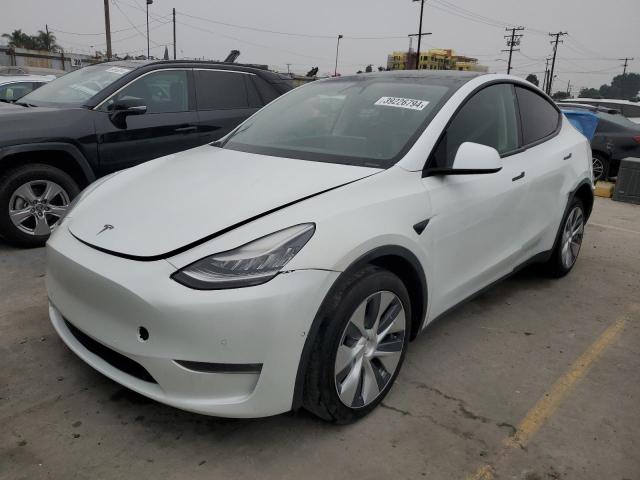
[387,48,488,73]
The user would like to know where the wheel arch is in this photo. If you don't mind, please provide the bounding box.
[0,143,96,188]
[291,244,428,411]
[572,179,594,220]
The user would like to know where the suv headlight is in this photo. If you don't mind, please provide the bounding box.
[171,223,315,290]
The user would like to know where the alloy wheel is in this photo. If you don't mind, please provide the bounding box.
[8,180,71,236]
[592,157,604,181]
[334,290,406,408]
[561,205,584,269]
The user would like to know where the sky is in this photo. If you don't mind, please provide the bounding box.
[2,0,639,93]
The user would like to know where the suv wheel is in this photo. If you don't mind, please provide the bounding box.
[303,266,411,423]
[0,164,80,247]
[545,198,585,278]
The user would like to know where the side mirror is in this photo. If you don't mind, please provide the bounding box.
[425,142,503,177]
[109,96,147,127]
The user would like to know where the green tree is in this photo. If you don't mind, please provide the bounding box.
[579,87,601,98]
[525,74,539,86]
[33,30,59,52]
[2,29,36,49]
[552,91,570,100]
[610,73,640,100]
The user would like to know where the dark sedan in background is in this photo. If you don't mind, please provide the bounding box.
[0,60,293,246]
[560,102,640,180]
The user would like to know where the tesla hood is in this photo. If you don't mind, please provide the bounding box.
[68,145,380,259]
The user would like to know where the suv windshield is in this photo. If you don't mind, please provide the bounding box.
[19,63,134,107]
[222,75,456,168]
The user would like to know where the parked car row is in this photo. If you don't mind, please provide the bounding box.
[0,73,55,102]
[0,60,293,246]
[558,102,640,180]
[559,98,640,124]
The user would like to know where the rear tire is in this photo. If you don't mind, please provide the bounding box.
[545,197,585,278]
[303,266,411,424]
[0,164,79,247]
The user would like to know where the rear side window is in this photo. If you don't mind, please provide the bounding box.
[195,70,251,110]
[252,76,279,104]
[515,86,560,145]
[431,83,519,168]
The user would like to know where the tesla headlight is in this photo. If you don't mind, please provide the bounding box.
[171,223,316,290]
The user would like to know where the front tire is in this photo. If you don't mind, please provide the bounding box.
[545,198,585,278]
[303,266,411,423]
[0,164,79,247]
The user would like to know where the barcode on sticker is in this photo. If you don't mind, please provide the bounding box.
[374,96,429,110]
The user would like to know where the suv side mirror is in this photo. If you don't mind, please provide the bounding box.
[109,96,147,127]
[424,142,503,177]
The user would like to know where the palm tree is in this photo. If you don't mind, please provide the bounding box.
[34,30,59,52]
[2,29,33,48]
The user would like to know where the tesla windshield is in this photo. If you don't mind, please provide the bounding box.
[222,75,458,168]
[19,63,134,107]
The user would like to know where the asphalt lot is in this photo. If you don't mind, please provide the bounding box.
[1,197,639,480]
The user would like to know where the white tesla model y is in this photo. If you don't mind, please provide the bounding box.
[47,71,594,423]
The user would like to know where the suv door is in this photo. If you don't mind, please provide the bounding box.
[194,69,262,143]
[421,83,529,318]
[95,69,200,175]
[512,86,569,251]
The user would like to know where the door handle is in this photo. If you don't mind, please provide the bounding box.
[174,126,198,133]
[563,153,572,160]
[512,171,525,182]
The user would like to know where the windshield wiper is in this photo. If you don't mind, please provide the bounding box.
[14,101,36,107]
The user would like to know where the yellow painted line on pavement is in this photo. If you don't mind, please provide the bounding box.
[465,305,638,480]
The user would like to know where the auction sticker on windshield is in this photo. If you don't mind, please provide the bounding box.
[374,96,429,110]
[106,67,131,75]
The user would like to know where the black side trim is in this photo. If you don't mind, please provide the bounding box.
[72,173,377,262]
[291,245,428,411]
[424,167,502,177]
[174,360,262,374]
[64,319,157,384]
[0,142,96,183]
[413,219,430,235]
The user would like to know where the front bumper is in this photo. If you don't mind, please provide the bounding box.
[47,227,338,418]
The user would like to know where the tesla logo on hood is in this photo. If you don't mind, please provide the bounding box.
[96,224,114,235]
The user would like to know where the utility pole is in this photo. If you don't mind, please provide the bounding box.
[542,57,551,92]
[172,8,177,60]
[547,31,567,95]
[502,26,524,74]
[566,79,571,97]
[408,32,432,69]
[412,0,426,69]
[619,57,634,75]
[146,0,153,58]
[286,63,291,75]
[103,0,112,60]
[334,34,343,77]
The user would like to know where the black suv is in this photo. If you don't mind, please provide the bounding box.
[0,60,293,246]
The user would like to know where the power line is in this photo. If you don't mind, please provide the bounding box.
[175,10,408,40]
